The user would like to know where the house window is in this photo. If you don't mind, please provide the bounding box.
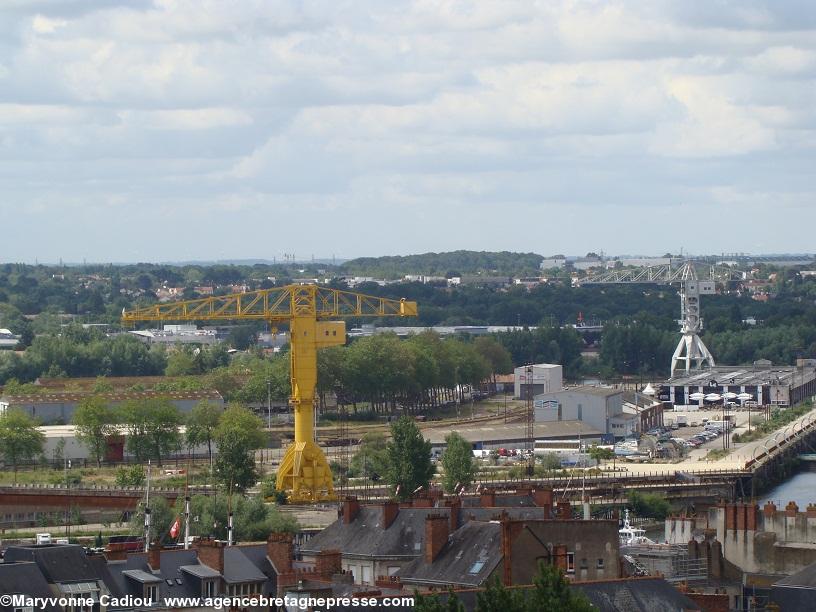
[579,558,588,570]
[203,580,215,598]
[145,585,158,603]
[566,552,575,573]
[361,565,373,585]
[387,566,400,576]
[597,558,604,569]
[14,607,35,612]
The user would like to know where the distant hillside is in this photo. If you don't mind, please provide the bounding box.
[340,250,544,278]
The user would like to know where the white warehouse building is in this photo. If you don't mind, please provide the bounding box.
[514,363,563,399]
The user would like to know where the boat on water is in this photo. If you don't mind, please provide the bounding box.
[619,509,656,546]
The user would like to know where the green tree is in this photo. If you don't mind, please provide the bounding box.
[186,401,222,466]
[528,563,595,612]
[441,432,475,493]
[476,576,528,611]
[386,416,434,500]
[165,351,198,376]
[415,590,466,612]
[421,562,594,612]
[473,335,513,386]
[213,404,266,492]
[176,493,297,541]
[349,432,390,480]
[539,452,562,471]
[130,496,177,545]
[73,396,119,467]
[120,399,182,466]
[0,410,45,482]
[92,377,114,393]
[588,445,614,465]
[628,490,671,521]
[115,464,146,487]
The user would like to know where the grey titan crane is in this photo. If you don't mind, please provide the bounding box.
[575,261,746,377]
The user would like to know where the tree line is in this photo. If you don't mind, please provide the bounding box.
[0,399,266,491]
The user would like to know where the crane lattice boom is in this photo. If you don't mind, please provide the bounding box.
[122,285,417,324]
[122,284,418,502]
[574,261,746,377]
[575,261,744,286]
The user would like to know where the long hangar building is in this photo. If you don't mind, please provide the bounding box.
[657,360,816,407]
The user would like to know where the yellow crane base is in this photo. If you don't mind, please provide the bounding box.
[276,440,336,503]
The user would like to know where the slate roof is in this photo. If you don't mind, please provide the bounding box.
[103,549,202,606]
[301,506,545,559]
[771,561,816,610]
[180,564,221,578]
[397,521,503,587]
[122,569,162,583]
[574,577,701,612]
[773,560,816,588]
[223,546,267,584]
[300,506,437,558]
[237,544,277,596]
[3,544,105,583]
[461,494,536,508]
[0,562,60,612]
[330,577,700,612]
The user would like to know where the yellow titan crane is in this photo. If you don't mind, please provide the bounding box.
[122,284,418,503]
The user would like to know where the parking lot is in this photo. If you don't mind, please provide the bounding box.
[634,407,764,459]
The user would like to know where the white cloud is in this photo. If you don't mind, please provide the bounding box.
[0,1,814,261]
[31,14,67,34]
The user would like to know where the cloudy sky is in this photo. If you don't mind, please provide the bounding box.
[1,1,814,263]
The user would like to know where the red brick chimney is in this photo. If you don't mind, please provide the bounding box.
[746,504,758,531]
[315,549,342,577]
[425,514,449,564]
[500,518,525,586]
[533,488,553,510]
[343,496,361,524]
[480,488,496,508]
[267,533,294,574]
[147,541,161,571]
[447,497,461,532]
[724,503,737,531]
[557,501,572,520]
[413,495,432,508]
[762,501,777,518]
[382,500,399,529]
[786,501,800,517]
[553,544,568,571]
[104,543,129,561]
[195,538,225,575]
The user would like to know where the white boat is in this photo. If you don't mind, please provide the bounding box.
[619,510,655,546]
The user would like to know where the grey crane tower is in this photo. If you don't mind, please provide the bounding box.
[575,261,744,377]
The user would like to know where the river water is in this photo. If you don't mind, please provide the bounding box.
[759,470,816,508]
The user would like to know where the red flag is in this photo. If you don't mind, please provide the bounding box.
[169,517,180,539]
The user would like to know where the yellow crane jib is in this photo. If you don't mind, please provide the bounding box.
[122,284,418,502]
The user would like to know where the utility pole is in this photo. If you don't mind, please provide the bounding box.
[267,379,272,430]
[143,461,151,552]
[184,454,191,550]
[64,457,71,539]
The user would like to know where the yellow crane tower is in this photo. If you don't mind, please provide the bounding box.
[122,284,418,502]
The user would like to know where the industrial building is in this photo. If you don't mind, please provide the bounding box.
[657,362,816,407]
[0,390,224,425]
[514,363,563,399]
[532,387,662,439]
[423,421,604,455]
[534,386,637,439]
